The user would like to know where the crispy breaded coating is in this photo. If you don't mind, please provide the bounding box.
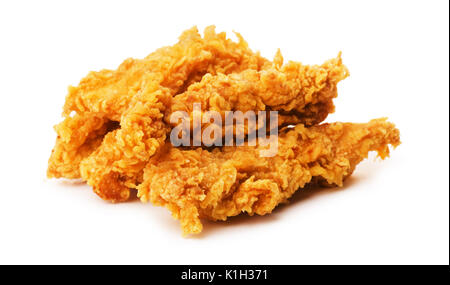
[168,53,348,126]
[57,27,347,202]
[47,114,119,178]
[62,26,268,120]
[137,119,400,235]
[47,26,400,237]
[79,51,347,202]
[48,26,268,180]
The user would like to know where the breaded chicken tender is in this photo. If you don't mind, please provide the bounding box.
[54,27,348,202]
[79,50,347,202]
[48,26,267,180]
[47,26,400,236]
[137,119,400,235]
[168,52,348,126]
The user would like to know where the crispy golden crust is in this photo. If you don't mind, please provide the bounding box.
[48,26,348,202]
[137,119,400,235]
[62,26,268,119]
[48,26,267,183]
[167,53,348,125]
[47,26,400,236]
[47,114,118,179]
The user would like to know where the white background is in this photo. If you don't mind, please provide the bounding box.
[0,0,448,265]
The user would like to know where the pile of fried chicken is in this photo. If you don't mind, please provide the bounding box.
[48,26,400,236]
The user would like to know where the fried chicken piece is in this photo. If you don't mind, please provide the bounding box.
[79,53,347,202]
[78,84,171,201]
[47,114,119,178]
[137,118,400,235]
[62,26,268,120]
[48,26,268,180]
[167,52,348,131]
[73,35,348,203]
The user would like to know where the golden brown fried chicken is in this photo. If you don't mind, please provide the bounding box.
[79,50,347,202]
[168,52,348,126]
[48,26,268,180]
[60,28,348,202]
[47,26,400,237]
[137,119,400,235]
[47,114,119,179]
[62,26,268,120]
